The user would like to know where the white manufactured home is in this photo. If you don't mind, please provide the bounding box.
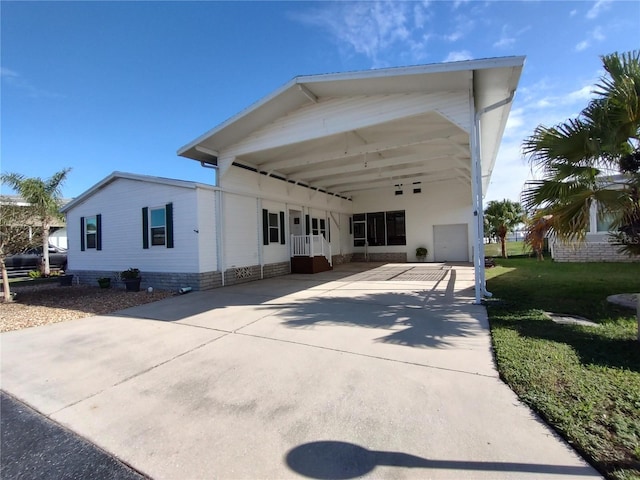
[63,57,525,303]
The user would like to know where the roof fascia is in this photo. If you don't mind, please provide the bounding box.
[177,56,525,158]
[297,56,525,84]
[61,171,217,213]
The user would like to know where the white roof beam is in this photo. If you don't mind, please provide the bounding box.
[258,125,465,172]
[225,94,454,157]
[297,84,318,103]
[301,154,465,183]
[323,164,456,189]
[339,171,463,195]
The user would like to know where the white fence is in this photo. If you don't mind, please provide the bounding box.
[290,235,332,266]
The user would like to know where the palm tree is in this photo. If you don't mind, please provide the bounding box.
[522,51,640,253]
[1,168,71,276]
[484,199,524,258]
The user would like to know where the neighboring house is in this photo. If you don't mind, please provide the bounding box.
[551,176,639,262]
[0,195,69,249]
[63,57,525,303]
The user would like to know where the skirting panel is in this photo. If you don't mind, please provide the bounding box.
[67,270,223,292]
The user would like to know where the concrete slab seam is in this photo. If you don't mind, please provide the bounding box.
[234,331,498,379]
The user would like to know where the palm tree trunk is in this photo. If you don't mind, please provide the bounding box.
[42,223,50,276]
[1,259,12,303]
[500,235,507,258]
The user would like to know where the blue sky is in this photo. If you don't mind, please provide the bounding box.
[2,1,638,203]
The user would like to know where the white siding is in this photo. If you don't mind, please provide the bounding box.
[222,167,353,214]
[196,188,217,272]
[219,166,354,266]
[351,179,472,262]
[222,193,259,268]
[66,178,203,273]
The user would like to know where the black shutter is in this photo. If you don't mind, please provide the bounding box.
[142,207,149,249]
[262,209,269,245]
[328,218,331,242]
[80,217,85,251]
[96,214,102,251]
[165,203,174,248]
[279,211,285,244]
[305,215,310,235]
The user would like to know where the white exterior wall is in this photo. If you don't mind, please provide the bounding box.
[351,179,472,262]
[222,192,259,269]
[219,166,353,268]
[66,178,205,273]
[196,188,217,272]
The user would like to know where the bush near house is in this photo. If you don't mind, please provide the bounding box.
[485,258,640,480]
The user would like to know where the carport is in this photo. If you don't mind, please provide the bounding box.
[179,57,525,303]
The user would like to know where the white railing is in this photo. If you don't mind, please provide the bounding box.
[291,234,332,266]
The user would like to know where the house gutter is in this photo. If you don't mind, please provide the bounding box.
[470,84,515,304]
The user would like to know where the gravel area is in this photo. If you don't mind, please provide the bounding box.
[0,284,174,333]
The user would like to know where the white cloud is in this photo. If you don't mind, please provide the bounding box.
[291,1,428,67]
[576,40,590,52]
[575,26,606,52]
[444,50,473,62]
[591,25,605,41]
[570,9,578,17]
[493,25,515,49]
[443,15,474,42]
[1,66,63,99]
[1,67,19,78]
[586,0,611,19]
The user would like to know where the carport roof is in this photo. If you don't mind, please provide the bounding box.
[178,56,524,198]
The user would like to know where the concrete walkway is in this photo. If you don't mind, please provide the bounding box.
[1,263,600,479]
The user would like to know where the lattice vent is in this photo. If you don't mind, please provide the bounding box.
[234,267,253,279]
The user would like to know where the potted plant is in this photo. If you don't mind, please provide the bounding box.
[97,277,111,289]
[120,268,141,292]
[416,247,428,262]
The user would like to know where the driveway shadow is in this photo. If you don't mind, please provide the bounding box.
[285,441,596,479]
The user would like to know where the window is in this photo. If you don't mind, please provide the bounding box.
[367,212,386,246]
[269,213,279,242]
[386,211,406,245]
[353,213,366,247]
[142,203,174,249]
[86,216,97,248]
[150,207,166,246]
[596,204,616,232]
[80,214,102,251]
[352,211,406,246]
[262,209,286,245]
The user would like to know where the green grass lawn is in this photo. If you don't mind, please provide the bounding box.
[484,240,533,258]
[485,258,640,480]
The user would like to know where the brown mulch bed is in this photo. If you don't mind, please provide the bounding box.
[0,283,174,333]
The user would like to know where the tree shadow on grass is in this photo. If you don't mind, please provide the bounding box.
[486,298,640,373]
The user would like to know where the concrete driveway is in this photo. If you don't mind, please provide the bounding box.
[1,263,599,479]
